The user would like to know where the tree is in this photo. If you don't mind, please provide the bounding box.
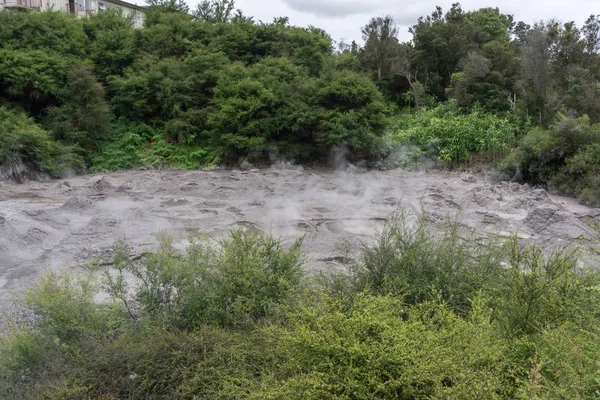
[518,26,553,124]
[409,4,515,105]
[46,66,111,151]
[359,15,400,84]
[193,0,236,23]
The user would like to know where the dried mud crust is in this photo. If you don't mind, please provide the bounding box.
[0,169,598,298]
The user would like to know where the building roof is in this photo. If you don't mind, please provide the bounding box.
[102,0,145,12]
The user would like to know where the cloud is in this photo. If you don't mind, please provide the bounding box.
[281,0,387,17]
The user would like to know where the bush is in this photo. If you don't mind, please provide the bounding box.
[392,101,517,164]
[255,294,509,399]
[105,229,305,329]
[51,327,268,399]
[493,238,600,338]
[497,115,600,204]
[345,210,504,314]
[514,327,600,398]
[0,107,84,182]
[90,118,150,171]
[45,66,111,151]
[551,143,600,205]
[209,58,387,163]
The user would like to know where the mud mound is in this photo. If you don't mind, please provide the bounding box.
[91,176,115,192]
[61,196,94,211]
[524,205,590,239]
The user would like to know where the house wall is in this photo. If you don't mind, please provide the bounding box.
[43,0,68,13]
[37,0,144,27]
[99,0,144,27]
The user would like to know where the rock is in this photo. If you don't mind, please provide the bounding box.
[249,169,260,173]
[58,180,71,188]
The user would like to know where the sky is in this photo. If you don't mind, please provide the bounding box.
[187,0,599,44]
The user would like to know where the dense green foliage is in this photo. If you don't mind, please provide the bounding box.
[0,5,387,178]
[2,215,600,398]
[1,1,600,203]
[0,107,83,182]
[392,102,518,163]
[498,115,600,204]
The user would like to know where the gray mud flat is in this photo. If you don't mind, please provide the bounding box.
[1,167,599,301]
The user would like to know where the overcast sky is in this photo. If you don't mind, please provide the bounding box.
[187,0,599,44]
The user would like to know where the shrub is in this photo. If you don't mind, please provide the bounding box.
[52,327,268,399]
[346,210,504,314]
[551,143,600,205]
[497,115,600,185]
[24,270,108,345]
[493,237,600,338]
[209,58,387,163]
[89,118,150,172]
[515,327,600,398]
[2,220,600,398]
[392,101,517,164]
[45,66,111,151]
[254,294,509,399]
[105,229,305,329]
[0,270,107,396]
[0,107,84,182]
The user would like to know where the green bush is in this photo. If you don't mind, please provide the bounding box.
[346,210,504,314]
[514,327,600,398]
[493,238,600,338]
[45,66,111,152]
[551,143,600,205]
[209,58,387,163]
[90,118,150,172]
[105,229,305,329]
[497,115,600,204]
[392,101,517,164]
[255,294,509,399]
[0,107,84,182]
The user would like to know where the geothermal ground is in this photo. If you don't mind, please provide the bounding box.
[1,167,599,319]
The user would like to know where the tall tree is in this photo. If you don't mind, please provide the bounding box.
[360,15,400,84]
[193,0,236,23]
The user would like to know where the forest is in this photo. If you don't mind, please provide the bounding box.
[0,1,599,202]
[2,1,600,398]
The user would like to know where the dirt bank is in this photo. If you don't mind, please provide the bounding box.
[1,167,599,298]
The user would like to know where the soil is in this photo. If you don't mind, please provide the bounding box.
[1,167,599,330]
